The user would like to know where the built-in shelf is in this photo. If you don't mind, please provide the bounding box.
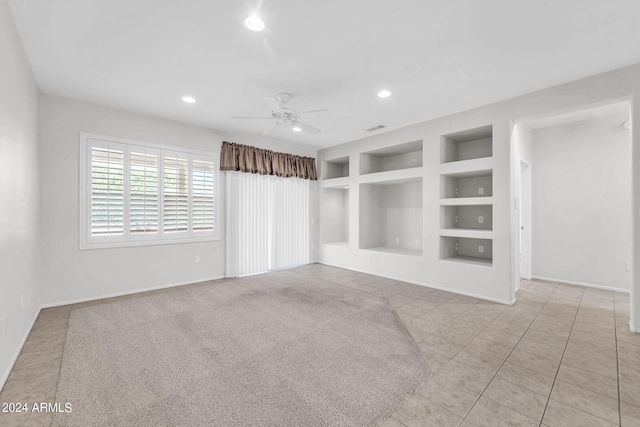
[322,176,350,189]
[441,125,492,164]
[322,187,349,245]
[359,167,423,185]
[441,205,492,230]
[440,236,492,266]
[360,140,423,175]
[440,197,494,206]
[439,228,493,239]
[441,172,492,199]
[440,157,493,177]
[323,156,350,179]
[359,180,423,257]
[363,247,423,257]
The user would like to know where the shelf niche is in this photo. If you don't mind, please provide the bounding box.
[440,236,492,266]
[441,205,493,230]
[322,187,349,245]
[360,140,423,175]
[359,180,423,257]
[441,173,492,199]
[441,125,492,163]
[323,156,350,179]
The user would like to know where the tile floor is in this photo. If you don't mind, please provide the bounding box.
[1,264,639,426]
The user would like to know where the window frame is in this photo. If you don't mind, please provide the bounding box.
[79,132,220,250]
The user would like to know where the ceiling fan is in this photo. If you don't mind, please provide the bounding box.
[231,93,327,135]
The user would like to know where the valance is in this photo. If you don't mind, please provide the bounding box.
[220,141,317,180]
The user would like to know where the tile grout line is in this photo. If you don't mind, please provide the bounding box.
[535,287,585,427]
[614,296,622,426]
[459,284,565,426]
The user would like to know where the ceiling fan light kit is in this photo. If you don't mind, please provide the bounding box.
[232,93,327,135]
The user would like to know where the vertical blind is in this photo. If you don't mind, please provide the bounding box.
[226,171,309,277]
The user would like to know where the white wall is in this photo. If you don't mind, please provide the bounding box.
[39,94,317,306]
[531,113,631,291]
[0,0,41,388]
[511,123,533,291]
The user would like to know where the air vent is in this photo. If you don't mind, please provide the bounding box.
[365,125,386,132]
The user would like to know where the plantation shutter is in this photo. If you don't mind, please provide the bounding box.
[192,157,215,233]
[90,142,124,238]
[163,152,189,234]
[130,147,159,238]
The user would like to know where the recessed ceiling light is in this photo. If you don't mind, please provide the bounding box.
[377,90,392,98]
[181,96,196,103]
[244,15,265,31]
[292,126,302,132]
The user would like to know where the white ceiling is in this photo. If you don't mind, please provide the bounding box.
[8,0,640,149]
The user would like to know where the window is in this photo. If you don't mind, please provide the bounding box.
[80,133,219,249]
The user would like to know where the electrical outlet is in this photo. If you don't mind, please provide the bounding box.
[395,237,400,245]
[626,262,632,272]
[478,245,484,253]
[455,242,459,250]
[478,187,484,195]
[195,256,200,264]
[478,216,484,224]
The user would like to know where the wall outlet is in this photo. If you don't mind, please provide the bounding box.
[626,262,632,272]
[478,245,484,253]
[195,255,200,264]
[478,187,484,195]
[478,216,484,224]
[395,237,400,244]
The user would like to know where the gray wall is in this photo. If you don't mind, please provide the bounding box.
[532,113,631,290]
[0,0,41,388]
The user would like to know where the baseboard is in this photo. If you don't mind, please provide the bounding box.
[40,276,226,309]
[0,306,41,392]
[630,321,638,333]
[532,276,629,293]
[317,262,515,305]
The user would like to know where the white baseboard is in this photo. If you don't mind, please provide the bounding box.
[0,306,41,392]
[532,276,629,293]
[630,321,637,333]
[317,262,515,305]
[40,276,226,309]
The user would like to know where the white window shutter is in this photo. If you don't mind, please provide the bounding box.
[129,147,159,239]
[191,157,215,234]
[162,152,189,236]
[90,143,124,239]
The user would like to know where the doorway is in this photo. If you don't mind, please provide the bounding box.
[519,159,532,280]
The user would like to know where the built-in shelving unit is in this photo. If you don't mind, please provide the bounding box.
[440,237,493,266]
[440,125,493,266]
[359,178,423,257]
[323,156,350,179]
[360,140,423,175]
[322,187,349,246]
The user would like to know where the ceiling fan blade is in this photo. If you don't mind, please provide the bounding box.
[263,97,285,114]
[262,123,279,135]
[231,116,273,119]
[295,121,321,135]
[297,109,329,114]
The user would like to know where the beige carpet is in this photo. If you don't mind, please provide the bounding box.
[52,269,431,426]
